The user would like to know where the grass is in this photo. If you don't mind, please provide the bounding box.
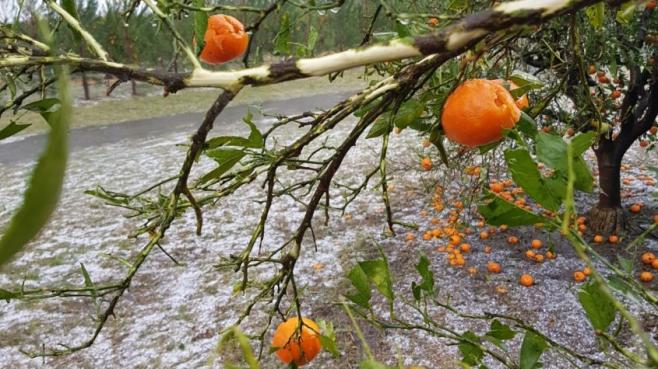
[1,68,367,136]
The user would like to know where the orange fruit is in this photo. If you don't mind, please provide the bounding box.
[441,79,521,147]
[630,203,642,213]
[582,267,592,276]
[611,90,622,99]
[487,261,502,273]
[593,235,604,244]
[651,259,658,270]
[650,126,658,135]
[484,245,493,253]
[641,252,656,265]
[449,235,462,246]
[490,182,504,193]
[480,231,490,240]
[525,250,536,259]
[640,271,655,283]
[406,233,415,241]
[545,251,556,259]
[507,236,519,245]
[647,0,657,10]
[587,65,596,75]
[640,139,649,148]
[428,17,440,26]
[573,271,586,282]
[272,317,322,366]
[420,157,433,171]
[519,274,534,287]
[534,254,544,263]
[531,239,543,249]
[608,235,619,244]
[654,214,658,224]
[566,127,575,137]
[199,14,249,65]
[460,243,471,253]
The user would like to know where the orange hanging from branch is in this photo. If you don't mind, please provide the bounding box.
[199,14,249,65]
[441,79,521,147]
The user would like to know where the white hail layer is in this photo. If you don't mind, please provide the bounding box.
[496,0,570,16]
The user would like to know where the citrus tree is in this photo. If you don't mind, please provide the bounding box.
[1,0,658,368]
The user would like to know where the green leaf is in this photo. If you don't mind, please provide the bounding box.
[536,133,593,192]
[616,2,637,24]
[199,149,246,184]
[509,71,544,98]
[570,132,596,156]
[578,282,616,332]
[80,262,100,315]
[366,114,392,139]
[243,112,264,148]
[307,26,318,54]
[393,99,424,129]
[395,21,411,38]
[516,111,538,139]
[346,264,372,308]
[486,320,516,340]
[429,127,449,165]
[192,0,208,56]
[0,121,30,141]
[0,288,19,302]
[358,259,394,303]
[317,320,340,358]
[411,254,434,301]
[219,326,260,369]
[274,12,291,55]
[478,193,547,226]
[504,149,560,211]
[520,332,548,369]
[459,331,483,366]
[22,98,62,126]
[0,71,70,268]
[585,3,605,29]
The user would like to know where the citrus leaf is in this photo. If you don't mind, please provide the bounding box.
[358,258,394,303]
[486,320,516,340]
[504,149,560,211]
[0,288,19,302]
[459,331,483,366]
[0,121,30,141]
[346,263,372,308]
[192,0,208,56]
[0,70,70,268]
[61,0,82,41]
[393,99,424,129]
[199,149,245,184]
[585,3,605,29]
[411,254,434,301]
[274,12,291,55]
[516,111,538,139]
[520,331,548,369]
[536,133,593,192]
[478,193,547,226]
[578,282,616,332]
[366,114,392,139]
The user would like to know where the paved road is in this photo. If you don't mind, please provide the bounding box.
[0,91,354,164]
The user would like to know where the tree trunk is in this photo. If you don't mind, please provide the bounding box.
[588,149,625,235]
[81,71,91,100]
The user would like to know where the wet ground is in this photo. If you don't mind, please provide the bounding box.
[0,92,657,369]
